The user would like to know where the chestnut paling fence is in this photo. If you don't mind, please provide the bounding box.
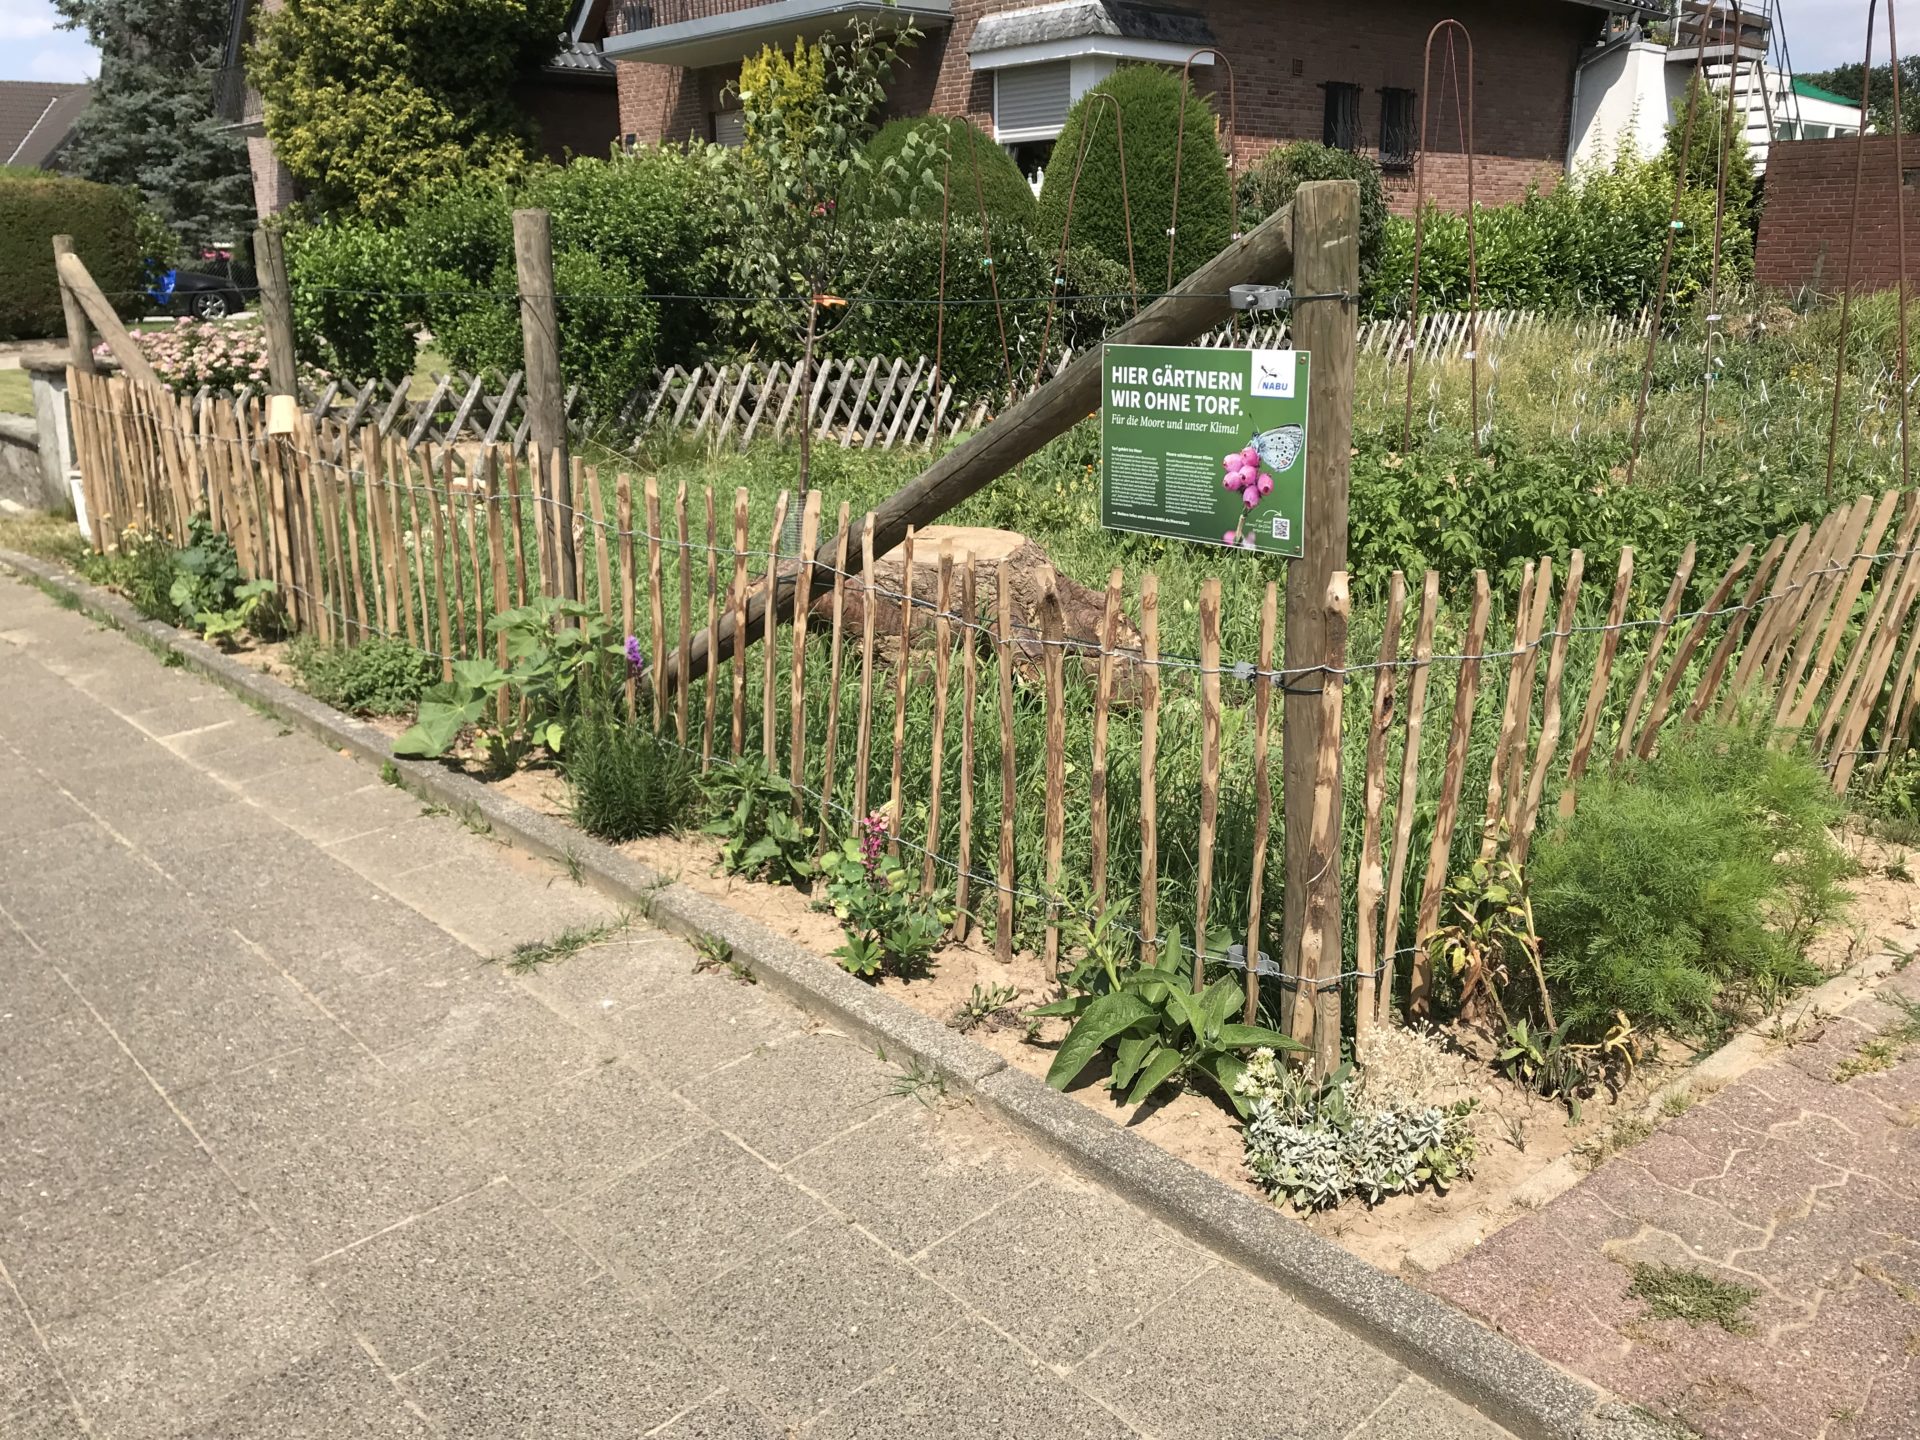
[61,365,1920,1064]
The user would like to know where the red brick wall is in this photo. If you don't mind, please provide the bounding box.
[1756,136,1920,294]
[612,0,1591,211]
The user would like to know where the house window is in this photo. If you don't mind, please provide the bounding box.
[1379,87,1416,170]
[713,110,744,148]
[1323,82,1361,152]
[994,61,1073,142]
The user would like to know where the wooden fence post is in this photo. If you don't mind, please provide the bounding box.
[1281,180,1359,1035]
[513,208,575,598]
[51,236,97,375]
[254,226,298,398]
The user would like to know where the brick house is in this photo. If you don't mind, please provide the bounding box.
[588,0,1669,211]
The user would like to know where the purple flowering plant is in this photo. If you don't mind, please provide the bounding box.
[817,810,951,979]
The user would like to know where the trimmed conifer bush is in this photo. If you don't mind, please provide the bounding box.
[857,115,1035,231]
[1036,66,1230,289]
[1238,141,1388,281]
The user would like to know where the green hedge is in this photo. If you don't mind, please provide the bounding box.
[856,116,1035,232]
[1238,142,1388,282]
[829,218,1129,396]
[1366,142,1751,319]
[0,176,144,342]
[1037,66,1230,289]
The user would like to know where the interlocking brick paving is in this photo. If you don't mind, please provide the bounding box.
[1430,977,1920,1440]
[0,576,1520,1439]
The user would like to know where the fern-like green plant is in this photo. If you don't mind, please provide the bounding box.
[1529,722,1846,1039]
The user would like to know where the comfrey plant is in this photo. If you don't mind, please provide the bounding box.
[1238,1049,1476,1212]
[816,812,950,978]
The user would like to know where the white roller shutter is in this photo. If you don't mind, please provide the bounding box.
[994,61,1072,140]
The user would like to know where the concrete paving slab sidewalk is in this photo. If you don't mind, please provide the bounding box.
[1429,972,1920,1440]
[0,575,1523,1439]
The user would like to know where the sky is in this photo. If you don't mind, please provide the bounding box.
[0,0,1896,87]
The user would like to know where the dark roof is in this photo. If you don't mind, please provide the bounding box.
[970,2,1214,55]
[545,35,615,74]
[1,81,90,169]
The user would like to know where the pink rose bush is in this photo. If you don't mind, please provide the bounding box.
[99,318,329,398]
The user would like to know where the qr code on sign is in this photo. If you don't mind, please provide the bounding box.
[1271,516,1290,541]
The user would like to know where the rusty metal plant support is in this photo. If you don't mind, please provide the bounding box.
[1625,2,1717,484]
[1168,49,1239,295]
[1889,0,1911,488]
[931,123,1018,407]
[1697,2,1746,477]
[1825,0,1880,498]
[1400,20,1479,455]
[1031,90,1137,394]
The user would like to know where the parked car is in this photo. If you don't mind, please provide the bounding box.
[166,269,255,320]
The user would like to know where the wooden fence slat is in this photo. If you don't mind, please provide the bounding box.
[1243,581,1279,1025]
[1089,568,1121,910]
[1479,561,1537,859]
[761,491,789,767]
[587,465,613,634]
[954,553,979,940]
[1138,574,1160,964]
[464,463,486,656]
[423,454,454,673]
[1818,502,1920,749]
[1302,572,1350,1074]
[1787,488,1900,731]
[1353,571,1406,1035]
[647,476,667,734]
[1865,588,1920,787]
[486,454,511,725]
[619,474,636,721]
[1725,525,1812,714]
[817,503,853,846]
[1758,504,1858,703]
[401,447,431,653]
[702,488,720,770]
[505,450,530,607]
[1831,541,1920,787]
[1502,557,1554,846]
[853,517,878,822]
[1562,547,1636,814]
[788,490,822,804]
[1380,570,1441,1024]
[731,487,749,756]
[677,482,693,744]
[923,544,955,894]
[1686,531,1787,724]
[991,569,1019,962]
[887,525,915,854]
[1041,572,1067,976]
[1412,571,1492,1015]
[1613,541,1697,764]
[449,455,475,658]
[1635,542,1752,758]
[1193,576,1223,994]
[1515,551,1584,863]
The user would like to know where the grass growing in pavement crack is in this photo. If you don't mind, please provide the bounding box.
[493,913,636,974]
[1833,994,1920,1082]
[1626,1263,1759,1334]
[886,1056,947,1108]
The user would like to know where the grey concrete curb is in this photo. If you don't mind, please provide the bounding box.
[1,548,1676,1440]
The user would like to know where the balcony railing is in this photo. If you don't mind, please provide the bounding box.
[213,64,264,126]
[609,0,759,36]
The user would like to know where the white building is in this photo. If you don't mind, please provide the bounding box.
[1566,0,1864,175]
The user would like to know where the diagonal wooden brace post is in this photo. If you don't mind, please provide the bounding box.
[660,199,1301,694]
